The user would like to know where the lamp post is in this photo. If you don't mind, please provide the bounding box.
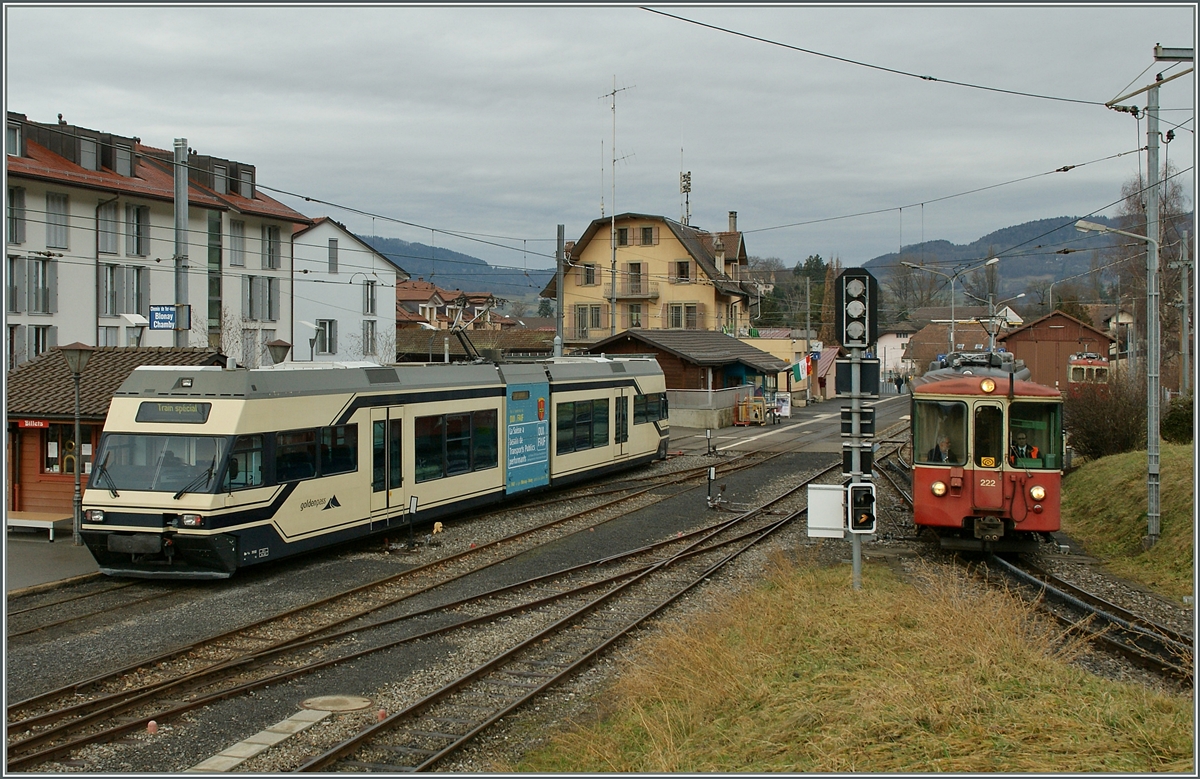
[1076,218,1162,547]
[59,343,95,546]
[902,257,999,357]
[962,290,1025,351]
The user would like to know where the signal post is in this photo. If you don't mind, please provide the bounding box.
[835,269,879,590]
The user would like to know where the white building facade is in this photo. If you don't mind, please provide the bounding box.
[6,112,311,369]
[291,217,407,363]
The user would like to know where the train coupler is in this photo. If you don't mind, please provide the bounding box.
[973,516,1004,544]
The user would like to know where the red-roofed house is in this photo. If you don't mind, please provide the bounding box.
[6,111,312,369]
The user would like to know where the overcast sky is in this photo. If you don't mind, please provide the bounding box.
[5,4,1195,277]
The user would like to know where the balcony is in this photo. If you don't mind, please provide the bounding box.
[604,279,659,300]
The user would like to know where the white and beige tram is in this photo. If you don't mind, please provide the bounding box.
[81,357,669,578]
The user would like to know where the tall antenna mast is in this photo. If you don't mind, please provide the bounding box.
[601,76,632,336]
[600,139,604,218]
[680,148,691,227]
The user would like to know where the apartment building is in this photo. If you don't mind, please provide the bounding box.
[5,111,311,369]
[540,211,755,345]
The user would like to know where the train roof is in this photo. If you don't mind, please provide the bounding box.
[912,374,1063,398]
[114,357,662,400]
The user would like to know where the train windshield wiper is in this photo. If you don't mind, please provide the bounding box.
[92,452,119,497]
[173,457,216,500]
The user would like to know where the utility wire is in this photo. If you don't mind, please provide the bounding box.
[643,7,1107,106]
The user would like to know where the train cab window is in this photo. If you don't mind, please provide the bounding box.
[633,392,666,425]
[223,434,264,491]
[913,400,966,466]
[1009,401,1063,469]
[320,424,358,476]
[974,405,1004,468]
[275,430,317,482]
[1071,366,1086,382]
[91,433,227,493]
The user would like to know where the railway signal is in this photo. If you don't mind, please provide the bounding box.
[847,483,876,534]
[834,268,879,349]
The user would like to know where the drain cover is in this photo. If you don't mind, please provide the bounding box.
[300,695,372,712]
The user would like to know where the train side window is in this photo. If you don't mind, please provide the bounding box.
[615,396,629,443]
[593,398,610,448]
[573,401,593,451]
[320,424,358,476]
[472,409,498,471]
[389,419,402,489]
[445,413,472,476]
[223,434,263,491]
[276,429,317,482]
[974,405,1004,468]
[372,421,386,492]
[633,395,647,425]
[415,415,444,482]
[556,402,575,454]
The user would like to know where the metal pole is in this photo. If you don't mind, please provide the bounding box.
[555,224,564,356]
[850,345,862,591]
[72,371,83,546]
[173,139,189,348]
[610,77,617,337]
[1145,80,1161,547]
[949,275,956,355]
[805,276,812,405]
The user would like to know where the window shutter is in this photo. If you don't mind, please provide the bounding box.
[362,281,370,314]
[696,302,707,329]
[268,278,280,321]
[10,257,25,313]
[328,238,338,273]
[13,325,26,366]
[12,188,26,243]
[329,320,338,353]
[653,226,659,245]
[260,225,268,269]
[242,276,252,318]
[114,265,126,315]
[47,325,58,350]
[255,277,267,321]
[126,206,136,256]
[138,266,150,316]
[47,260,58,313]
[660,303,669,326]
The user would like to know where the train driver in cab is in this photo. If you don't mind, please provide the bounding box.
[1008,430,1039,465]
[928,435,955,463]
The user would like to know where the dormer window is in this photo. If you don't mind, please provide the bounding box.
[115,144,132,177]
[79,138,98,171]
[7,122,21,156]
[213,164,227,194]
[239,169,253,199]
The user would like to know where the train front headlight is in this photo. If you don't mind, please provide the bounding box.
[1029,485,1046,501]
[931,481,947,497]
[180,514,204,527]
[980,378,996,393]
[84,509,105,523]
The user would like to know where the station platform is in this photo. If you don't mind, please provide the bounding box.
[5,524,101,594]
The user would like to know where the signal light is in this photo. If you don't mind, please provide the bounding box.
[835,269,879,349]
[846,483,876,534]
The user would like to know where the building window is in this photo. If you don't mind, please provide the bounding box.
[243,276,279,321]
[667,303,698,329]
[239,169,253,199]
[316,319,337,354]
[364,280,377,315]
[628,303,642,328]
[115,144,132,177]
[672,260,691,283]
[127,265,147,317]
[627,262,643,294]
[97,325,120,346]
[262,225,280,269]
[7,122,20,155]
[31,324,54,358]
[125,205,149,256]
[79,137,98,171]
[98,200,119,254]
[46,193,69,248]
[29,258,53,313]
[43,423,92,475]
[641,226,656,246]
[616,227,629,246]
[213,164,227,194]
[7,186,26,243]
[328,238,338,273]
[102,264,123,316]
[363,319,377,355]
[229,220,245,266]
[580,263,596,285]
[7,257,22,312]
[574,304,602,339]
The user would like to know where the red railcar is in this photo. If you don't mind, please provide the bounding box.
[911,352,1064,552]
[1066,352,1111,397]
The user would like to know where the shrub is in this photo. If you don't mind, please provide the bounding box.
[1161,393,1193,443]
[1063,378,1146,460]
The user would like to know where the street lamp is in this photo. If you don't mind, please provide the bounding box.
[59,343,95,546]
[1076,218,1163,547]
[902,256,999,356]
[266,339,292,366]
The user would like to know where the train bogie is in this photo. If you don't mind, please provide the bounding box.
[81,357,669,579]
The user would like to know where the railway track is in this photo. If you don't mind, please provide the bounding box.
[4,451,786,771]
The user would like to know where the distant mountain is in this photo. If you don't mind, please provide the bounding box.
[361,235,554,301]
[861,216,1120,296]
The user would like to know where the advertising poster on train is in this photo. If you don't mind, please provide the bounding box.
[505,381,550,493]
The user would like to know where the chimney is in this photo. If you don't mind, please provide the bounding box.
[728,211,737,233]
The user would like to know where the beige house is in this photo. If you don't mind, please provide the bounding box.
[541,211,755,346]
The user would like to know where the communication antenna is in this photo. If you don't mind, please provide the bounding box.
[680,151,692,227]
[600,76,633,336]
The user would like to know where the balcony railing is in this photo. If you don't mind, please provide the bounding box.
[604,280,659,299]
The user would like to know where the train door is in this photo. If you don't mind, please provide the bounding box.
[615,387,629,457]
[972,402,1004,510]
[370,407,404,526]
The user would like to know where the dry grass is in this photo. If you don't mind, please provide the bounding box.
[516,557,1193,773]
[1061,442,1194,600]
